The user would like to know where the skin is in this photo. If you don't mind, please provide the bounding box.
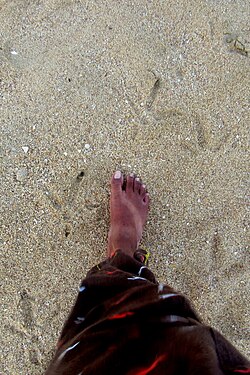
[107,171,150,258]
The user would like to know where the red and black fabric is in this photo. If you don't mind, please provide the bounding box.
[46,250,249,375]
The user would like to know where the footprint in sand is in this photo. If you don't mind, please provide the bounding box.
[133,107,234,159]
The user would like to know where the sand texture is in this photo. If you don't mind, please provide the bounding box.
[0,0,249,373]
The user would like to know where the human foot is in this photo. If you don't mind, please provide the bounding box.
[107,171,149,258]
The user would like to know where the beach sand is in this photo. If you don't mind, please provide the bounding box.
[0,0,249,373]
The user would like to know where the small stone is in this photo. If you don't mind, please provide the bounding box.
[22,146,29,153]
[11,50,18,55]
[16,168,28,181]
[84,144,90,149]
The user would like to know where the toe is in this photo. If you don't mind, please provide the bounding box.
[143,193,150,205]
[127,173,135,192]
[111,171,123,194]
[140,184,147,197]
[134,177,141,194]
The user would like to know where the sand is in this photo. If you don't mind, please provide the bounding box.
[0,0,249,373]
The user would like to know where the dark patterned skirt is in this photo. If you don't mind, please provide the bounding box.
[46,250,249,375]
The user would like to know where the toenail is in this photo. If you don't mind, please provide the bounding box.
[135,177,140,182]
[114,171,122,179]
[142,184,146,188]
[130,173,134,177]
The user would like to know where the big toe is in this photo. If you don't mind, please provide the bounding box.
[111,171,123,194]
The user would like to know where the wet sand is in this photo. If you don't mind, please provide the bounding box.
[0,0,249,373]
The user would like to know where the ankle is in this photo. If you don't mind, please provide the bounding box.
[108,227,139,255]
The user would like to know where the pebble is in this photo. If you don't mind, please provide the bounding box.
[22,146,29,153]
[16,168,28,181]
[85,144,90,149]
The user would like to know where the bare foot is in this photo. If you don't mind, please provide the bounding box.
[107,171,149,258]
